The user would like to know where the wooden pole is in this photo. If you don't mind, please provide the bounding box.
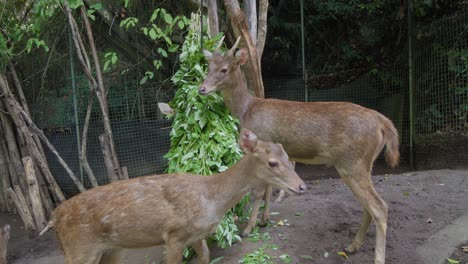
[23,157,47,230]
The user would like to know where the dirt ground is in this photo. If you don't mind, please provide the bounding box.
[1,168,467,264]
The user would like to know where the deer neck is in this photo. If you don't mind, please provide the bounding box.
[221,69,253,121]
[207,156,260,215]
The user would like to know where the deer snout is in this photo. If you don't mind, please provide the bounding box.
[298,183,307,194]
[198,86,207,95]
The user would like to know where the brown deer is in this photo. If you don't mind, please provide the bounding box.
[0,225,10,264]
[199,37,400,264]
[42,129,306,264]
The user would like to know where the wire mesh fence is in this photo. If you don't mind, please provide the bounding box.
[28,7,467,195]
[413,9,468,169]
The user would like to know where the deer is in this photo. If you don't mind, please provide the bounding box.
[198,37,400,264]
[40,129,306,264]
[0,225,10,264]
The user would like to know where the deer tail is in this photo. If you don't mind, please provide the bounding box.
[379,114,400,168]
[39,221,54,236]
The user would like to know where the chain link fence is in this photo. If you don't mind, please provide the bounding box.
[27,7,467,196]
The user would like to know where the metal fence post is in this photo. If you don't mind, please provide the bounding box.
[300,0,308,102]
[68,25,84,183]
[407,0,415,168]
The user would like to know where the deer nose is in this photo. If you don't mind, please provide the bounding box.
[198,86,206,94]
[298,184,307,193]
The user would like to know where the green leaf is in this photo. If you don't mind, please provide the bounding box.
[68,0,84,9]
[300,255,313,260]
[90,3,102,10]
[168,44,179,53]
[178,20,185,29]
[158,47,168,58]
[150,8,159,22]
[139,76,148,85]
[446,259,460,264]
[123,0,129,8]
[148,28,157,40]
[103,61,111,72]
[164,13,173,24]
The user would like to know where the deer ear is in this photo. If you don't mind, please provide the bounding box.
[235,48,249,66]
[203,49,212,61]
[240,128,257,153]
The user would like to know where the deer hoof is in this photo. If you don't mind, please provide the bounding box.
[258,221,268,227]
[240,231,250,238]
[345,242,361,254]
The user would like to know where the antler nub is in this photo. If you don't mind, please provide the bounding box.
[226,36,241,56]
[214,36,225,53]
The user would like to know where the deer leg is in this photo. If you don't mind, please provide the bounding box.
[165,238,186,264]
[99,248,122,264]
[346,209,372,253]
[340,171,388,264]
[192,239,210,264]
[64,246,103,264]
[241,187,264,237]
[260,184,272,226]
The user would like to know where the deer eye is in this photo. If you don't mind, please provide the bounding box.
[220,68,228,73]
[268,160,278,168]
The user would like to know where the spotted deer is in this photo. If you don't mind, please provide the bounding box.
[41,129,306,264]
[199,37,400,264]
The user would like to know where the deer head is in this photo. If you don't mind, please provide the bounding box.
[199,37,249,95]
[239,129,307,194]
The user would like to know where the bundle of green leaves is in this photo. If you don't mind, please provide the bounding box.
[164,13,249,253]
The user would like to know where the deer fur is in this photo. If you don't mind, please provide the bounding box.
[45,129,306,264]
[199,37,400,264]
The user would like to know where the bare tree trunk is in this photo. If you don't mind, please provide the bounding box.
[243,0,257,45]
[80,6,123,180]
[257,0,269,59]
[121,166,129,180]
[0,134,14,213]
[0,138,12,212]
[224,0,264,98]
[7,187,35,236]
[8,63,47,158]
[80,94,99,187]
[23,157,47,230]
[207,0,219,38]
[99,134,119,182]
[0,109,26,190]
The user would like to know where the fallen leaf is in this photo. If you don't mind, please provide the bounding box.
[295,212,303,216]
[270,212,280,215]
[209,256,224,264]
[446,258,460,264]
[461,245,468,252]
[337,251,349,259]
[324,252,329,258]
[300,255,313,260]
[277,220,284,226]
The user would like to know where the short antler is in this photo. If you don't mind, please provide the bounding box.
[214,36,225,53]
[226,36,241,56]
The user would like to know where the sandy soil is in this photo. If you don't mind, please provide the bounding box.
[1,168,467,264]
